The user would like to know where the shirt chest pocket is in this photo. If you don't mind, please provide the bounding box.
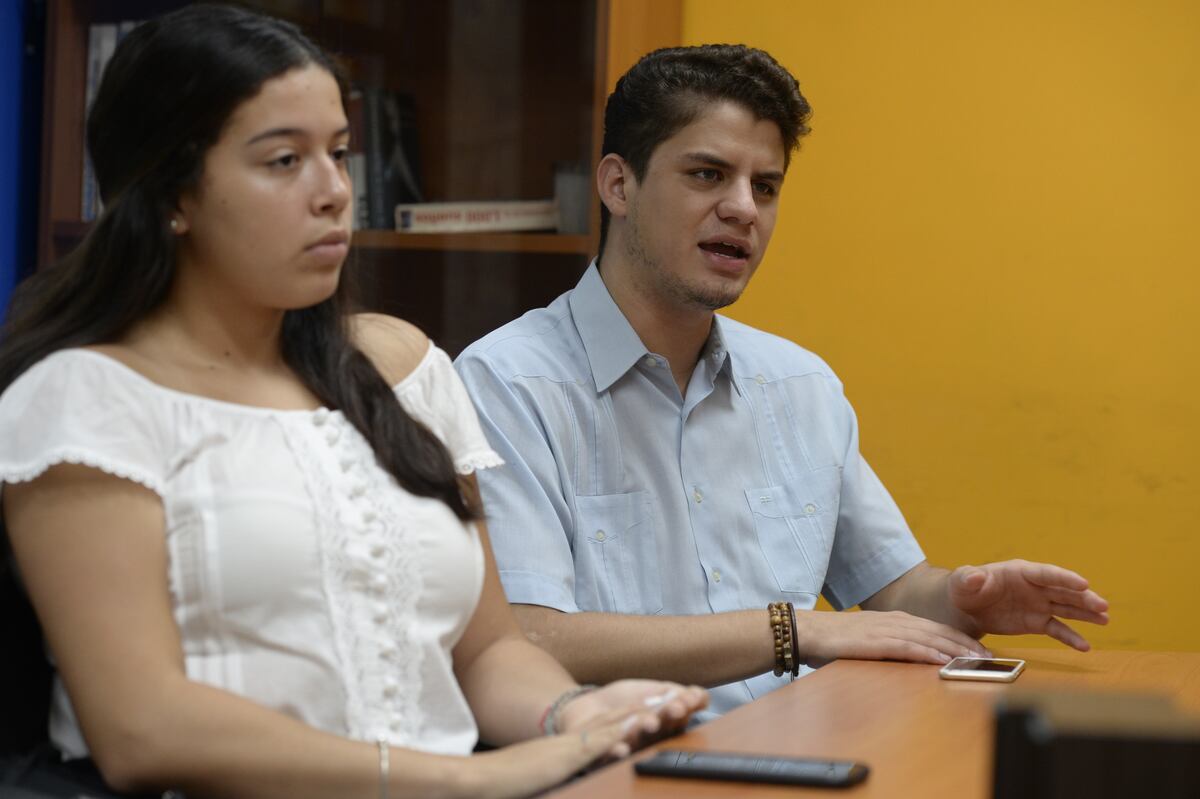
[572,490,663,615]
[745,467,842,596]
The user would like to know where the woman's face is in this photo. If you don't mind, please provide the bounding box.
[174,64,352,312]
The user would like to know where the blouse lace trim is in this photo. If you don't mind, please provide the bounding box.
[0,449,165,497]
[455,450,506,475]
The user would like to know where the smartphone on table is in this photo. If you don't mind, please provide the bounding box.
[938,657,1026,682]
[634,749,869,788]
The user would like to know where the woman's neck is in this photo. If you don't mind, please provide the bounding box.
[127,265,290,373]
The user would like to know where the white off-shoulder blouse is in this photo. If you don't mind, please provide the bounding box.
[0,345,503,758]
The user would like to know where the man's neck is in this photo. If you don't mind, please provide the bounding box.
[597,259,714,397]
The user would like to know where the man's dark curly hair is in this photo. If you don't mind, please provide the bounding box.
[598,44,812,257]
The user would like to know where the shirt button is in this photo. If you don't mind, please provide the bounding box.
[312,408,329,426]
[693,488,703,503]
[804,503,817,515]
[371,574,388,592]
[373,604,389,624]
[370,543,386,558]
[755,374,767,385]
[643,356,657,368]
[712,568,722,583]
[594,529,607,542]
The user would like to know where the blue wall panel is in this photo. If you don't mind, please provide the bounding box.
[1,0,39,324]
[0,2,22,320]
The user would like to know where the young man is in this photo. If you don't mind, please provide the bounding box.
[454,45,1109,719]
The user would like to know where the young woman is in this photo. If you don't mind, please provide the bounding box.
[0,5,705,798]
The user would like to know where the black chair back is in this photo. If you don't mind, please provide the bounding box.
[0,523,52,755]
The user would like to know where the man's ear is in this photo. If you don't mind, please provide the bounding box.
[596,153,634,219]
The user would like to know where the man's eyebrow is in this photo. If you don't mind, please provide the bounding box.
[681,151,733,170]
[680,151,784,182]
[245,125,351,146]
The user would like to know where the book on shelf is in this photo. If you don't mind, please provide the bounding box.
[345,89,369,230]
[361,87,422,229]
[394,200,560,234]
[81,20,142,222]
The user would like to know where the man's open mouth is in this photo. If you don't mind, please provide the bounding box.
[699,241,748,259]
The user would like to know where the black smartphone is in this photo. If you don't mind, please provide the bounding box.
[634,750,869,788]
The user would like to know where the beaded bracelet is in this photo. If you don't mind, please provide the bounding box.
[786,600,801,678]
[768,601,799,679]
[540,684,599,735]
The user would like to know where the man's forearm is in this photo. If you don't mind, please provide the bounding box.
[861,562,981,637]
[512,605,777,687]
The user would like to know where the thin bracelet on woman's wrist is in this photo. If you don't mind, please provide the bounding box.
[376,738,390,799]
[540,684,599,735]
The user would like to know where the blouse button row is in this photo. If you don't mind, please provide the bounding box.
[315,412,392,637]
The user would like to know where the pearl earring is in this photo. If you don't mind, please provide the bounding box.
[169,218,179,232]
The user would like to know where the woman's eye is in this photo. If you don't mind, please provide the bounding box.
[270,154,299,168]
[331,146,350,162]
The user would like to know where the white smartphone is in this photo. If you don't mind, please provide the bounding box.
[939,657,1026,682]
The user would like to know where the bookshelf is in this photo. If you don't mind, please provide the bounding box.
[35,0,681,354]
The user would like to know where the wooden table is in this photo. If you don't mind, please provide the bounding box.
[547,650,1200,797]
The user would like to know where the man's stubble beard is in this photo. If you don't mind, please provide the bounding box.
[625,202,745,312]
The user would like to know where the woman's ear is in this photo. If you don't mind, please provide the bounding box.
[171,194,193,235]
[596,153,634,219]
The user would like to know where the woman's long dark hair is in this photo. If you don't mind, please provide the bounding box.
[0,4,475,521]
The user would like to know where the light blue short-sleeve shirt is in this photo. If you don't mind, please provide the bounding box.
[455,264,924,718]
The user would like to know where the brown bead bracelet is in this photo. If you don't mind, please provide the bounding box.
[768,601,800,679]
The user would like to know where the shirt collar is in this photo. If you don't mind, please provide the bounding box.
[569,261,742,397]
[570,262,651,393]
[701,316,742,397]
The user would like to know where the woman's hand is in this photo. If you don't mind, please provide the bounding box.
[556,680,708,756]
[466,715,637,799]
[466,681,706,798]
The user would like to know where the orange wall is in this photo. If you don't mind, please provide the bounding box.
[682,1,1200,651]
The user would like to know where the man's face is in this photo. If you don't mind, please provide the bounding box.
[621,100,786,313]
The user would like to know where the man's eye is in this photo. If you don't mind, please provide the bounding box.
[754,182,777,196]
[693,169,720,182]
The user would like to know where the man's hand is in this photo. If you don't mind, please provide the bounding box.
[948,559,1110,651]
[795,609,990,668]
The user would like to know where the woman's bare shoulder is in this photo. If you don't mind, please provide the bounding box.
[350,313,431,385]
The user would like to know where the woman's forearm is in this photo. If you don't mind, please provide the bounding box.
[455,632,578,746]
[95,673,475,799]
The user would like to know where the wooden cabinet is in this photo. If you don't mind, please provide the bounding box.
[36,0,679,354]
